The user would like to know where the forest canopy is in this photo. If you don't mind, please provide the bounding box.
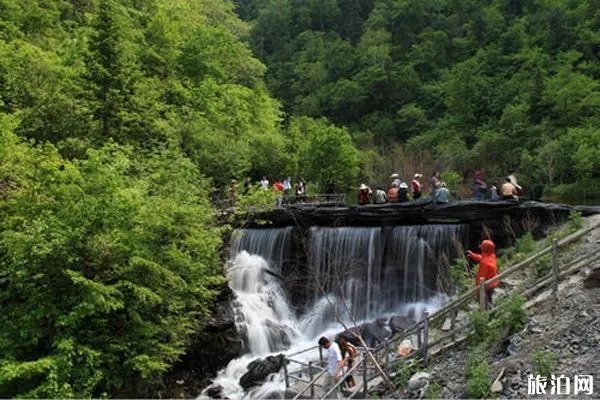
[238,0,600,196]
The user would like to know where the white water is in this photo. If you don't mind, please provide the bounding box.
[200,226,463,400]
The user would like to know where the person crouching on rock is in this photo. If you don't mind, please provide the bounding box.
[467,239,499,309]
[318,336,344,395]
[336,336,357,388]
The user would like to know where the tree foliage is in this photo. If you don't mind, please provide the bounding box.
[241,0,600,197]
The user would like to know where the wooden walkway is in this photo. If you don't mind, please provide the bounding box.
[282,220,600,399]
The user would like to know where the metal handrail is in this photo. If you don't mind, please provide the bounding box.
[286,345,320,358]
[292,369,328,400]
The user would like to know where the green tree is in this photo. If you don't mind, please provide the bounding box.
[289,116,359,188]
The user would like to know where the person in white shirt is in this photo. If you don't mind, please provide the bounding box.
[318,336,344,395]
[260,176,269,189]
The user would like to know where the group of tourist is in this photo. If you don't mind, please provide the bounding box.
[223,170,522,208]
[357,171,450,206]
[317,335,358,395]
[227,176,307,204]
[473,170,521,201]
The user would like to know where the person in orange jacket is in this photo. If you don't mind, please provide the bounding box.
[467,239,499,308]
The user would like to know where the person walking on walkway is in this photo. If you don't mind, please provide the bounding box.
[467,239,499,309]
[337,337,357,388]
[318,336,344,396]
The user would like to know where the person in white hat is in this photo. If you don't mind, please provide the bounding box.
[411,173,423,199]
[357,184,372,205]
[390,173,401,188]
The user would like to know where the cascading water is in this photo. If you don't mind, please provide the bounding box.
[202,224,466,400]
[309,224,466,320]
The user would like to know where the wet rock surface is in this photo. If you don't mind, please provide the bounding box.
[239,354,286,390]
[337,317,392,347]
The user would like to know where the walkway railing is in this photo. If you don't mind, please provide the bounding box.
[215,193,346,211]
[282,220,600,398]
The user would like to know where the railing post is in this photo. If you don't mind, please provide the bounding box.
[362,358,368,398]
[552,239,559,300]
[319,346,324,366]
[384,339,390,372]
[479,281,487,310]
[283,358,290,389]
[308,361,314,398]
[417,321,422,349]
[450,308,457,330]
[422,312,429,367]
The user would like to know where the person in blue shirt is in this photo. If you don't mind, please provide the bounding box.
[436,182,450,204]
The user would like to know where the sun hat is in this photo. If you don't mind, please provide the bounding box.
[390,173,399,179]
[414,173,422,179]
[360,184,368,190]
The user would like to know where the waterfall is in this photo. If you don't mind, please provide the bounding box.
[230,227,292,269]
[308,224,465,320]
[309,227,381,320]
[228,227,297,355]
[203,224,466,399]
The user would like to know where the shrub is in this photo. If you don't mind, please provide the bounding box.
[515,233,536,254]
[534,254,552,278]
[493,295,527,335]
[568,210,583,232]
[532,351,558,378]
[466,346,492,399]
[235,186,279,212]
[394,360,420,388]
[426,382,442,399]
[450,258,473,294]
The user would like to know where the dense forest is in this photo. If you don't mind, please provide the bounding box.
[1,0,599,398]
[238,0,600,198]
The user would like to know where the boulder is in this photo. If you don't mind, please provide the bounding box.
[583,269,600,288]
[407,372,431,391]
[363,318,391,347]
[239,354,286,390]
[389,315,417,334]
[205,384,227,399]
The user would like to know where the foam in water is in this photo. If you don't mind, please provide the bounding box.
[201,225,465,400]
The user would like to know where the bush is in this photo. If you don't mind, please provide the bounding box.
[450,259,473,294]
[531,351,558,378]
[515,233,536,254]
[466,346,492,399]
[394,360,420,388]
[534,254,552,278]
[469,295,527,346]
[568,210,583,232]
[235,186,279,212]
[426,382,442,399]
[493,295,527,335]
[470,311,493,345]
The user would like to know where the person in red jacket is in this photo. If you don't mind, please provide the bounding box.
[467,239,499,309]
